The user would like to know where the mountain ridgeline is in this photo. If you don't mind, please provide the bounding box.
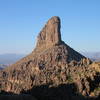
[0,16,100,100]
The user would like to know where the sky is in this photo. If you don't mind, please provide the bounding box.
[0,0,100,54]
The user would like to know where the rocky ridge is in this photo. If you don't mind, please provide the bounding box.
[0,16,100,100]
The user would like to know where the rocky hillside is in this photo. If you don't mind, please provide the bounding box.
[0,16,100,100]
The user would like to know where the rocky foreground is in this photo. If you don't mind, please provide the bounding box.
[0,16,100,100]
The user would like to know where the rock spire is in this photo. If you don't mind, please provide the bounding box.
[36,16,62,51]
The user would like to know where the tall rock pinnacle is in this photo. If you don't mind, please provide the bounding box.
[0,16,91,98]
[36,16,62,51]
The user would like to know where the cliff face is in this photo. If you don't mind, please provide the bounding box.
[0,16,100,100]
[36,16,61,51]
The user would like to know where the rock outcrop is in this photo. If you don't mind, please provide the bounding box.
[34,16,85,62]
[36,16,61,52]
[0,16,100,100]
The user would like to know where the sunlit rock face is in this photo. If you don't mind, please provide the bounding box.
[36,16,62,52]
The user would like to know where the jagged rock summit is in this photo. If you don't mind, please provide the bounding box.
[0,16,95,100]
[33,16,85,62]
[34,16,85,62]
[36,16,61,51]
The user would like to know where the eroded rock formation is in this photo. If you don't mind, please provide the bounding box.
[36,16,61,51]
[0,16,100,100]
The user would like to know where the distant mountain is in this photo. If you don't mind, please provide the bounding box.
[81,52,100,61]
[0,54,25,65]
[0,64,8,70]
[0,52,99,65]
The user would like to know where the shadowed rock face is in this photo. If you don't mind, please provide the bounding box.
[36,16,61,52]
[0,94,37,100]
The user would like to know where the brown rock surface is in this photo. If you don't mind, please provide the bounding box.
[36,16,61,52]
[0,16,100,100]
